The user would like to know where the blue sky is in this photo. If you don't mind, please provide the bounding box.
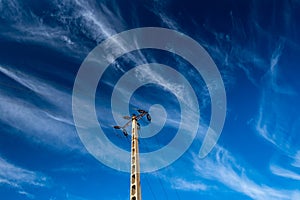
[0,0,300,199]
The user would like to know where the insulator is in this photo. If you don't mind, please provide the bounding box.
[146,114,151,122]
[122,129,128,136]
[123,116,131,120]
[137,109,146,114]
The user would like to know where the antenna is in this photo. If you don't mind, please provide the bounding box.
[113,109,151,200]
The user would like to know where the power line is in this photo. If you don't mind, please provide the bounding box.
[142,128,182,200]
[139,129,170,200]
[156,172,169,200]
[174,181,182,200]
[138,128,158,200]
[144,173,157,200]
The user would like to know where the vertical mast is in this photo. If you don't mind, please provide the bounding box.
[130,115,141,200]
[114,109,151,200]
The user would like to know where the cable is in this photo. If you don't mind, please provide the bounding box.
[139,128,170,200]
[146,128,182,200]
[144,173,158,200]
[139,129,158,200]
[174,184,182,200]
[156,171,169,200]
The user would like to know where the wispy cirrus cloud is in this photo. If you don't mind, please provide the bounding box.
[0,0,79,56]
[267,39,296,95]
[292,151,300,168]
[242,1,300,159]
[254,40,299,155]
[0,65,82,151]
[269,150,300,182]
[146,0,183,32]
[65,193,89,200]
[51,0,126,42]
[157,144,300,198]
[0,94,80,150]
[0,65,71,114]
[0,0,126,59]
[143,5,300,198]
[150,169,209,194]
[193,146,300,200]
[171,178,207,191]
[270,164,300,181]
[0,156,48,198]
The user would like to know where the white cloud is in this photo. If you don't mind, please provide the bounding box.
[0,0,127,58]
[171,178,207,191]
[0,93,82,151]
[0,65,83,151]
[254,79,299,156]
[133,65,186,103]
[292,151,300,168]
[148,1,182,31]
[255,99,277,146]
[253,39,299,157]
[0,0,80,55]
[267,40,296,95]
[270,41,283,73]
[18,191,35,199]
[66,192,89,200]
[0,156,48,198]
[270,164,300,181]
[193,146,300,200]
[0,65,71,113]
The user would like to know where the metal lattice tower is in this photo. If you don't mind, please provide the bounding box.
[113,109,151,200]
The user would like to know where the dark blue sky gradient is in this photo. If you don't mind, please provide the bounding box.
[0,0,300,199]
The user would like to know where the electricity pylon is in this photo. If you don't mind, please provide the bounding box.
[114,109,151,200]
